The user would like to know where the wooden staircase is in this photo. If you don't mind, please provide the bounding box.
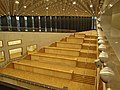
[0,30,98,90]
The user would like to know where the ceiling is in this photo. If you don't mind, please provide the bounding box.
[0,0,103,16]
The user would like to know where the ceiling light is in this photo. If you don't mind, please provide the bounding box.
[15,1,19,4]
[63,9,65,11]
[24,6,27,8]
[115,42,119,44]
[32,10,34,12]
[46,7,48,9]
[90,5,93,7]
[73,1,76,4]
[109,4,113,7]
[75,10,77,11]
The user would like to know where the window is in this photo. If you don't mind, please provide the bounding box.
[16,16,20,31]
[27,44,37,54]
[9,48,22,59]
[0,51,5,62]
[24,16,28,31]
[0,16,1,31]
[0,41,3,47]
[32,16,35,31]
[8,40,22,46]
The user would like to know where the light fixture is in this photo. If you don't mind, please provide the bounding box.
[32,10,34,12]
[73,1,76,5]
[98,39,105,44]
[109,4,113,7]
[90,5,93,7]
[75,10,77,11]
[46,7,48,9]
[15,1,19,4]
[98,44,106,51]
[24,6,27,8]
[63,9,65,11]
[100,67,114,83]
[107,88,112,90]
[99,51,108,63]
[115,42,119,44]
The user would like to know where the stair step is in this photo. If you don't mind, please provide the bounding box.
[0,68,95,90]
[13,60,73,79]
[80,50,97,59]
[85,35,97,39]
[77,62,96,70]
[72,74,95,85]
[84,38,97,44]
[74,34,85,38]
[13,59,96,77]
[45,47,80,56]
[30,52,77,67]
[82,43,97,50]
[66,37,84,44]
[56,42,82,49]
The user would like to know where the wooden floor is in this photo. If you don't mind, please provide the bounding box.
[0,30,98,90]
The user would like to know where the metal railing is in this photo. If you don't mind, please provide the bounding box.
[0,73,67,90]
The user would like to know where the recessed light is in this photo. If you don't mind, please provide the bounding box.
[90,5,93,7]
[24,6,27,8]
[15,1,19,4]
[75,10,77,11]
[109,4,113,7]
[32,10,34,12]
[46,7,48,9]
[73,1,76,5]
[115,42,119,44]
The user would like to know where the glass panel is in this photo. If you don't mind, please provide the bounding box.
[0,51,5,62]
[9,48,22,59]
[0,16,1,31]
[24,16,28,31]
[38,16,41,32]
[27,45,37,54]
[7,16,12,31]
[0,41,3,47]
[19,16,25,31]
[34,16,39,32]
[16,16,20,31]
[32,16,35,31]
[8,40,21,46]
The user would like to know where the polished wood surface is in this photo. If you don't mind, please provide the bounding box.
[0,30,98,90]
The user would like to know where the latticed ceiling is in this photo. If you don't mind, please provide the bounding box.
[0,0,103,16]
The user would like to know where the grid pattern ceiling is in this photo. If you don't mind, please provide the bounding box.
[0,0,101,16]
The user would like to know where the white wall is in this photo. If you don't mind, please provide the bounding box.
[0,32,72,61]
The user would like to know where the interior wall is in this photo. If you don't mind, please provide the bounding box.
[100,0,120,90]
[112,1,120,30]
[0,32,72,62]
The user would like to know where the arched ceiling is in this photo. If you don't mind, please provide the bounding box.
[0,0,103,16]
